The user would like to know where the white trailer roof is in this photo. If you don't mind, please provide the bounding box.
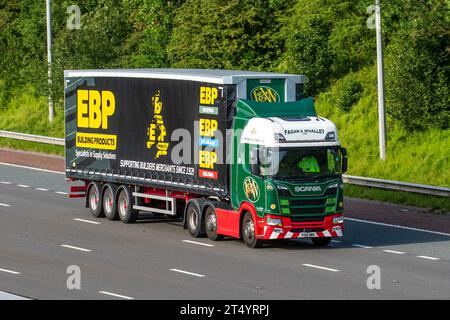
[64,68,308,85]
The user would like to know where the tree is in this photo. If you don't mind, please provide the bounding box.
[168,0,290,70]
[385,0,450,131]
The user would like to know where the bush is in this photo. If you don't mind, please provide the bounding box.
[337,78,363,112]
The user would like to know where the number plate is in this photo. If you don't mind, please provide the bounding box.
[300,232,317,238]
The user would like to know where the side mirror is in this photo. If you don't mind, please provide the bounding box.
[250,147,261,175]
[341,147,348,174]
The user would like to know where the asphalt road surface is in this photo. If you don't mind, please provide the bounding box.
[1,162,450,300]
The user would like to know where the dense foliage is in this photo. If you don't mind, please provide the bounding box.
[0,0,448,131]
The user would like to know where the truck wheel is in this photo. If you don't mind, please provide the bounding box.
[186,201,203,238]
[103,184,119,220]
[117,187,138,223]
[311,237,332,247]
[205,206,224,241]
[242,212,263,248]
[88,182,104,218]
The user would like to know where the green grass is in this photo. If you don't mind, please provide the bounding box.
[0,86,64,155]
[316,65,450,188]
[345,184,450,214]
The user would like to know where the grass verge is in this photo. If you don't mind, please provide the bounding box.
[0,138,64,156]
[345,184,450,214]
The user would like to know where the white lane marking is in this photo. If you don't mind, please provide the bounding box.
[302,264,340,272]
[382,249,406,255]
[170,268,205,278]
[351,244,373,249]
[0,268,21,275]
[60,244,92,252]
[417,255,440,261]
[17,184,30,188]
[182,240,214,247]
[0,162,64,175]
[55,191,68,195]
[74,218,100,225]
[345,217,450,237]
[0,203,11,207]
[0,291,29,300]
[0,181,12,185]
[35,188,49,191]
[98,291,134,300]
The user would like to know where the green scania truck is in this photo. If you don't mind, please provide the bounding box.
[64,69,347,248]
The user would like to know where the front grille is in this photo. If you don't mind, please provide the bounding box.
[291,207,325,215]
[290,215,325,223]
[290,198,326,206]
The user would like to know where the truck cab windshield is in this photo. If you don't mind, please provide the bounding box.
[259,147,341,180]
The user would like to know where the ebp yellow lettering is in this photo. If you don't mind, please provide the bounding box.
[199,151,217,169]
[77,90,115,129]
[200,87,218,105]
[199,118,218,137]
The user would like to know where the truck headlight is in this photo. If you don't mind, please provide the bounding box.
[266,217,282,226]
[333,215,344,224]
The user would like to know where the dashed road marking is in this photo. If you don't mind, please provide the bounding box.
[0,203,11,207]
[302,264,340,272]
[382,249,406,255]
[0,162,64,175]
[74,218,101,225]
[182,240,214,247]
[417,255,440,261]
[55,191,68,195]
[0,268,21,275]
[351,244,373,249]
[98,291,134,300]
[170,268,205,278]
[0,181,12,185]
[60,244,92,252]
[17,184,30,188]
[35,188,49,192]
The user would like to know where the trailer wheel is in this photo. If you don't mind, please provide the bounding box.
[186,201,203,238]
[311,237,332,247]
[205,206,224,241]
[242,212,263,248]
[103,184,119,220]
[88,182,104,218]
[117,187,138,223]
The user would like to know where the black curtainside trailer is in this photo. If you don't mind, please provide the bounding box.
[65,74,235,197]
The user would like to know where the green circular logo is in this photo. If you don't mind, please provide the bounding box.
[250,86,280,103]
[243,177,260,202]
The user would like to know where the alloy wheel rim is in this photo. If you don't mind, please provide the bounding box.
[206,212,216,232]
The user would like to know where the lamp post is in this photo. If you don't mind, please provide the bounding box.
[375,0,386,160]
[46,0,54,122]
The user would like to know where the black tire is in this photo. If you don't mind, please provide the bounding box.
[117,187,139,223]
[204,206,224,241]
[186,201,203,238]
[311,237,332,247]
[241,212,263,248]
[87,182,104,218]
[103,184,119,220]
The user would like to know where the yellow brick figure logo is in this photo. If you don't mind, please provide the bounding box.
[146,90,168,158]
